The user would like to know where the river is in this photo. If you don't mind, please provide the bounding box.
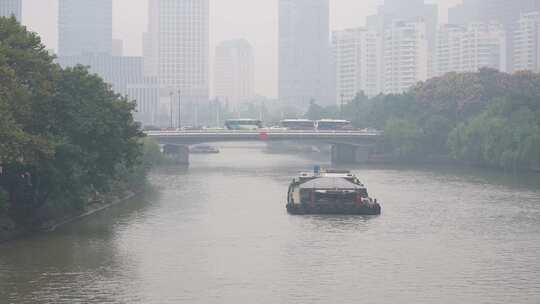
[1,143,539,304]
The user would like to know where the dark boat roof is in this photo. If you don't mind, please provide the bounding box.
[299,177,362,190]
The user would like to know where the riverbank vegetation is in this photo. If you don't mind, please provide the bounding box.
[331,69,540,171]
[0,17,154,231]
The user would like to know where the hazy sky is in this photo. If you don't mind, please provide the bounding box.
[22,0,462,97]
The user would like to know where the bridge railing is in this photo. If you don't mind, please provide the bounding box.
[145,129,383,136]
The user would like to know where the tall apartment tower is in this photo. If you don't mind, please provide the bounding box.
[450,0,540,27]
[435,24,465,75]
[448,0,482,25]
[58,0,112,56]
[214,39,255,105]
[449,0,540,71]
[383,20,429,94]
[461,23,507,73]
[514,12,540,72]
[367,0,438,49]
[279,0,332,106]
[332,28,381,102]
[0,0,21,21]
[145,0,209,110]
[367,0,438,79]
[436,22,506,76]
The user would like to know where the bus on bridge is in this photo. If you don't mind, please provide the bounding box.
[225,119,263,130]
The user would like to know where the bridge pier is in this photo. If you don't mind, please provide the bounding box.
[163,144,190,165]
[331,143,371,164]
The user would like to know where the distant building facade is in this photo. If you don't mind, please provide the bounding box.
[0,0,21,21]
[56,0,159,125]
[279,0,332,106]
[435,24,465,75]
[460,23,507,73]
[145,0,210,108]
[367,0,438,49]
[112,39,124,57]
[367,0,438,78]
[58,0,112,56]
[449,0,540,30]
[214,39,255,105]
[514,12,540,72]
[435,22,506,76]
[448,0,483,26]
[58,55,143,93]
[127,77,160,126]
[383,20,429,94]
[58,55,159,125]
[332,28,381,102]
[449,0,540,71]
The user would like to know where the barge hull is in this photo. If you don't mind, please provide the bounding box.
[286,204,381,215]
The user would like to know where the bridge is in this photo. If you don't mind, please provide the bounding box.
[145,130,383,165]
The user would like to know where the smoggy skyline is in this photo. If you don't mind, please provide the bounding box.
[22,0,463,97]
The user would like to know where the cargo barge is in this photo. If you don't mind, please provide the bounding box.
[286,168,381,215]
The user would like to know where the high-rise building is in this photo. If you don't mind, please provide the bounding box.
[145,0,210,113]
[367,0,438,79]
[448,0,483,26]
[435,24,465,75]
[214,39,255,105]
[368,0,438,46]
[449,0,540,71]
[514,12,540,72]
[142,32,156,77]
[383,20,429,94]
[449,0,539,26]
[58,0,112,56]
[332,28,381,102]
[436,22,506,76]
[461,23,507,73]
[127,77,160,126]
[112,39,124,57]
[0,0,21,21]
[58,55,159,126]
[279,0,332,106]
[58,55,143,93]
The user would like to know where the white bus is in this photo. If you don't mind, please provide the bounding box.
[316,119,354,131]
[224,119,263,130]
[279,119,316,130]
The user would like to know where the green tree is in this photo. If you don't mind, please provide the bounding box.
[305,99,325,120]
[421,115,453,154]
[0,17,60,221]
[383,118,423,159]
[0,16,57,165]
[0,187,8,214]
[343,92,370,128]
[352,68,540,170]
[448,96,540,171]
[0,17,144,224]
[53,66,142,191]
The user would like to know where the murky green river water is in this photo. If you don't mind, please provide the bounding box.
[1,143,539,303]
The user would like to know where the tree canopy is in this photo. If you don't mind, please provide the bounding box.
[0,17,144,224]
[338,68,540,171]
